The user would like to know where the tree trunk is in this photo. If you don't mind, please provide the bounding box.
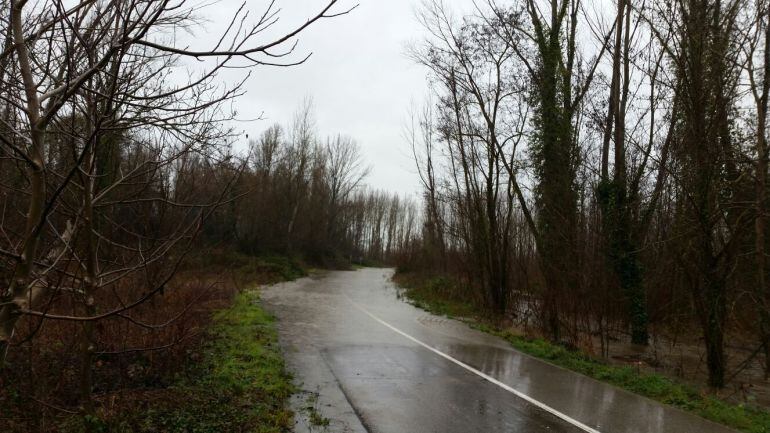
[755,4,770,380]
[0,0,46,364]
[79,134,98,415]
[695,268,727,388]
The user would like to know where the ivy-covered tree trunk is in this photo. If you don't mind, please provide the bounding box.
[599,182,649,345]
[598,0,649,346]
[529,0,580,342]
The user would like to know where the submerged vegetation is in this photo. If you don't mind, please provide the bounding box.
[396,273,770,433]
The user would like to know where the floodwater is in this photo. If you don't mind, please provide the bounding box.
[261,268,737,433]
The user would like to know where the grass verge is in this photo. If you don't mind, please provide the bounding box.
[395,272,770,433]
[0,251,306,433]
[69,289,295,433]
[189,250,308,284]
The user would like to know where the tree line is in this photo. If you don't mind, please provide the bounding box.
[402,0,770,389]
[208,100,420,266]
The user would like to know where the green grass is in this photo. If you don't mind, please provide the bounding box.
[352,258,388,268]
[247,254,307,282]
[301,393,330,428]
[185,250,307,284]
[395,272,770,433]
[395,274,477,318]
[71,290,295,433]
[307,408,330,427]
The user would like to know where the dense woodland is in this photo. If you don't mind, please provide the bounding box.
[398,0,770,391]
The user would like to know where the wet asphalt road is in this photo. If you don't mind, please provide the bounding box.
[261,268,738,433]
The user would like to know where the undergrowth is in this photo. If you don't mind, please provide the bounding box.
[70,290,295,433]
[1,251,306,432]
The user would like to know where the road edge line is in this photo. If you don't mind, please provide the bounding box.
[346,296,601,433]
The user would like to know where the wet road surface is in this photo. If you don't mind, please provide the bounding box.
[261,268,738,433]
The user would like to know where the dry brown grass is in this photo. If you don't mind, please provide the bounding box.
[0,249,298,432]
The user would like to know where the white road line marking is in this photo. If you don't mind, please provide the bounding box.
[346,296,601,433]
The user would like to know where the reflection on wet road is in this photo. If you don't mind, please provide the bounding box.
[261,268,737,433]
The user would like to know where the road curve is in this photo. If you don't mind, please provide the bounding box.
[261,268,737,433]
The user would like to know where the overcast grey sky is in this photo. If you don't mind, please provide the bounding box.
[201,0,472,198]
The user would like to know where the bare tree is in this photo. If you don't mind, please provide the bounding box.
[0,0,353,410]
[743,0,770,378]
